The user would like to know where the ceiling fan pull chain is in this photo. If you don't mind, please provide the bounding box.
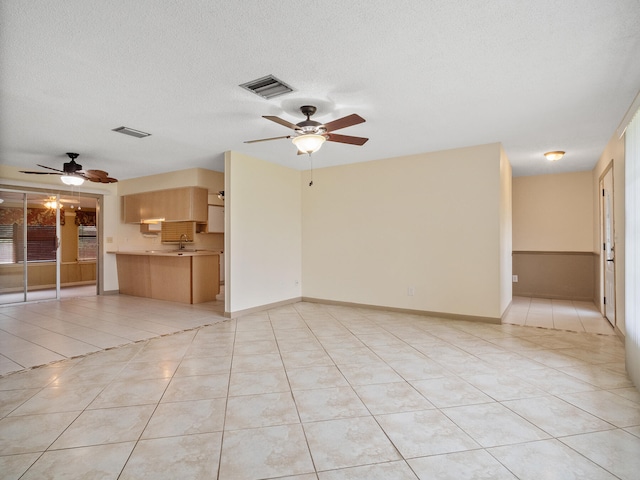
[309,154,313,186]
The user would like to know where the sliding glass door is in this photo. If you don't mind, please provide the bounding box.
[0,189,61,304]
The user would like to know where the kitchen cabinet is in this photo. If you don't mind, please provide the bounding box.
[123,194,143,223]
[123,187,208,223]
[207,205,224,233]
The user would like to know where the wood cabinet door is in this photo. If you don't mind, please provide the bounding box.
[207,205,224,232]
[161,187,192,221]
[123,194,143,223]
[191,187,209,222]
[123,186,209,222]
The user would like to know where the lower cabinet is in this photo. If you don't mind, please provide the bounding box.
[116,253,219,304]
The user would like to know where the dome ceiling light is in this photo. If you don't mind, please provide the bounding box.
[544,151,565,161]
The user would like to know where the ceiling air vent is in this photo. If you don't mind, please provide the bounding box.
[239,75,294,99]
[112,126,151,138]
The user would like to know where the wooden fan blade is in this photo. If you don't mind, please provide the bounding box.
[81,170,117,183]
[90,176,118,183]
[326,133,369,146]
[36,164,64,173]
[20,171,62,175]
[263,116,300,131]
[83,169,108,179]
[244,135,292,144]
[323,114,365,132]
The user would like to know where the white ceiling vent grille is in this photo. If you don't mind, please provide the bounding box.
[239,75,294,99]
[112,126,151,138]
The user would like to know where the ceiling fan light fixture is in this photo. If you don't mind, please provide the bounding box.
[544,151,565,161]
[61,174,85,186]
[44,199,62,209]
[292,134,326,154]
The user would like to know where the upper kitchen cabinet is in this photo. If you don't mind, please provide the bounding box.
[207,205,224,233]
[123,187,208,223]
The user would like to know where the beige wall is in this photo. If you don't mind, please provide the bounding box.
[499,146,513,313]
[593,132,625,335]
[225,151,302,314]
[512,171,594,252]
[117,167,224,195]
[301,143,510,320]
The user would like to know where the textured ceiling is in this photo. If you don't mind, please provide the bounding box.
[1,1,639,180]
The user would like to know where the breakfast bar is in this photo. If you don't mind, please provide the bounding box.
[114,250,220,304]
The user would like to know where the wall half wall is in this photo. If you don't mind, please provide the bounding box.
[225,151,302,315]
[512,171,595,302]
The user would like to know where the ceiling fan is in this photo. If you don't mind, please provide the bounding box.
[245,105,369,154]
[20,152,118,185]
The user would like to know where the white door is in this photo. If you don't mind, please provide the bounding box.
[602,169,615,326]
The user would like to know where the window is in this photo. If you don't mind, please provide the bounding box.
[15,225,57,262]
[78,225,97,261]
[0,224,13,264]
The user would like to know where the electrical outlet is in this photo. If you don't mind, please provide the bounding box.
[407,286,415,296]
[512,275,518,283]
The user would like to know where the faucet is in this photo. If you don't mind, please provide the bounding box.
[179,233,188,250]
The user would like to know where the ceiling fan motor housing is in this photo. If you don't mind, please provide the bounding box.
[63,160,82,173]
[297,107,324,133]
[63,152,82,173]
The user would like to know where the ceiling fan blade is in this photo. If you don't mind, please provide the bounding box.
[244,135,292,144]
[83,169,108,178]
[326,133,369,146]
[78,170,117,183]
[263,116,300,131]
[323,114,366,133]
[91,176,118,183]
[36,164,64,173]
[20,170,62,175]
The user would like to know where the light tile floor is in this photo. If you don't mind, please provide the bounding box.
[1,297,638,479]
[503,297,617,335]
[0,292,225,375]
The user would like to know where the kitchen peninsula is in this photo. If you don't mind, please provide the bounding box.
[114,250,220,304]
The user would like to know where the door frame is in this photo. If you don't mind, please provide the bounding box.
[0,184,103,302]
[598,161,616,324]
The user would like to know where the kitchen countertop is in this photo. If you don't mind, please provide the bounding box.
[110,250,221,257]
